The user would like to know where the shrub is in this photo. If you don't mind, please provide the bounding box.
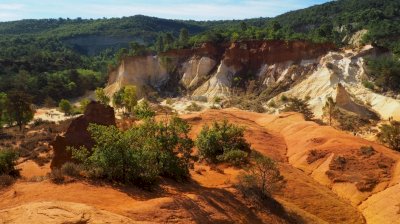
[49,169,65,184]
[61,162,82,177]
[217,150,249,166]
[0,174,15,187]
[95,88,110,105]
[165,98,175,105]
[196,120,251,164]
[360,146,375,157]
[366,56,400,92]
[283,97,314,121]
[79,99,90,113]
[362,80,375,90]
[236,154,284,198]
[378,121,400,151]
[71,116,193,187]
[186,102,202,112]
[58,99,72,115]
[280,95,288,102]
[213,97,222,104]
[0,149,18,176]
[267,100,277,108]
[134,100,156,119]
[337,112,369,132]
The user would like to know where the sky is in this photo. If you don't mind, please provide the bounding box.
[0,0,330,22]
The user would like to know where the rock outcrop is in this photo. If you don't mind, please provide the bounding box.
[105,55,169,98]
[335,83,379,119]
[270,46,400,121]
[50,101,116,169]
[105,40,335,100]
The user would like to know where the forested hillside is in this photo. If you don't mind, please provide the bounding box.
[0,0,399,105]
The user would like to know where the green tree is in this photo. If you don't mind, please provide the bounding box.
[79,99,90,113]
[179,28,189,48]
[112,88,125,110]
[59,99,72,115]
[237,153,284,197]
[129,42,147,56]
[122,85,137,114]
[378,121,400,151]
[155,34,165,52]
[163,33,175,51]
[0,92,7,132]
[240,21,248,32]
[323,97,338,126]
[95,88,110,105]
[6,91,35,131]
[134,100,155,119]
[196,120,251,164]
[366,56,400,92]
[71,116,193,186]
[283,97,314,121]
[0,149,19,176]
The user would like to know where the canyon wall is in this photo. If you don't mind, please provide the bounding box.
[105,40,400,121]
[105,40,335,100]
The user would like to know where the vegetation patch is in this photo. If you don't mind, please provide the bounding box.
[307,150,329,164]
[196,120,251,165]
[283,97,314,121]
[70,116,193,188]
[236,152,284,198]
[186,102,202,112]
[378,121,400,151]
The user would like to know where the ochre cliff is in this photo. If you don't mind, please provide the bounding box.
[105,40,335,100]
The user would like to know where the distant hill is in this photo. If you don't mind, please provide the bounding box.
[0,0,399,104]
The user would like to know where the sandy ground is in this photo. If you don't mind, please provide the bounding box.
[33,108,74,123]
[0,109,376,223]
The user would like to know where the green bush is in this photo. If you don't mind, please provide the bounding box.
[362,80,375,90]
[378,121,400,151]
[59,99,72,115]
[217,150,249,166]
[0,149,18,176]
[134,100,156,119]
[186,102,202,112]
[0,174,15,187]
[236,154,284,198]
[71,116,193,187]
[267,100,277,108]
[366,56,400,92]
[61,162,83,177]
[280,95,288,102]
[283,97,314,121]
[196,120,251,164]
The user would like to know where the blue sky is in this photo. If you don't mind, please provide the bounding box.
[0,0,330,22]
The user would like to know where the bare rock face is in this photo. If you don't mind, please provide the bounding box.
[0,201,133,224]
[105,40,334,101]
[50,101,116,169]
[335,83,379,119]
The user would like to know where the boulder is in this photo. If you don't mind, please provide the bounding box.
[50,101,116,169]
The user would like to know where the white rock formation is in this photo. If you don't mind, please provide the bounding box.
[104,56,169,97]
[269,46,400,121]
[192,61,236,100]
[180,56,216,89]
